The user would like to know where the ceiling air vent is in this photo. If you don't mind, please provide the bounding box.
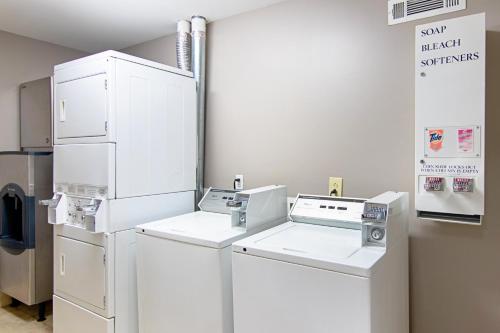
[388,0,466,25]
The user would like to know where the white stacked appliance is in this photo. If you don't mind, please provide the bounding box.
[45,51,197,333]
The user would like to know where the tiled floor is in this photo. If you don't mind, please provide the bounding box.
[0,302,52,333]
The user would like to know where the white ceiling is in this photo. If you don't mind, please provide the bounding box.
[0,0,288,52]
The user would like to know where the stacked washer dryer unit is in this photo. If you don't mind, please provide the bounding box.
[232,191,409,333]
[45,51,197,333]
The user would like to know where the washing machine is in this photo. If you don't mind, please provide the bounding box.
[136,185,288,333]
[232,191,409,333]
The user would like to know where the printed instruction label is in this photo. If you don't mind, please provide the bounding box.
[420,163,479,176]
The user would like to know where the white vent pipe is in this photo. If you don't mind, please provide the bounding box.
[176,20,192,71]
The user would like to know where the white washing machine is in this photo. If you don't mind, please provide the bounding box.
[232,191,409,333]
[136,185,288,333]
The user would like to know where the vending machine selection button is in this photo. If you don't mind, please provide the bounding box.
[453,178,474,193]
[424,177,444,192]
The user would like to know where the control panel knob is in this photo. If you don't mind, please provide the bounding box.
[370,227,385,241]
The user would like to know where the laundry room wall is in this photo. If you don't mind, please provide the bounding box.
[122,1,500,332]
[121,33,177,67]
[0,30,86,151]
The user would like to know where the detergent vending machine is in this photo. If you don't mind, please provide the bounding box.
[415,14,485,224]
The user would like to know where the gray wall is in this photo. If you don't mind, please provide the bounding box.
[122,33,177,66]
[0,30,87,151]
[128,1,500,332]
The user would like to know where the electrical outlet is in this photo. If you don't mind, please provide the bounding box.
[234,174,244,190]
[329,177,343,197]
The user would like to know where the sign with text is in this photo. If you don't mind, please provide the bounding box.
[415,13,485,223]
[416,13,485,77]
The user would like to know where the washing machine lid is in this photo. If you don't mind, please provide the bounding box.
[233,222,385,277]
[136,211,247,249]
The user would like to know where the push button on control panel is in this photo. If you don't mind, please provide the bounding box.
[424,177,444,192]
[453,178,474,193]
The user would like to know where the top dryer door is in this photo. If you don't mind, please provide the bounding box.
[54,74,108,141]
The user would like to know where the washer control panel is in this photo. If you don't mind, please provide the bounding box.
[199,188,238,214]
[290,195,366,228]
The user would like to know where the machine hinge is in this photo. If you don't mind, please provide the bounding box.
[103,296,106,306]
[104,79,108,90]
[104,121,108,131]
[103,254,106,265]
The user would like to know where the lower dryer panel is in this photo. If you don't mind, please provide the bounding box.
[53,295,114,333]
[53,228,139,333]
[54,235,107,310]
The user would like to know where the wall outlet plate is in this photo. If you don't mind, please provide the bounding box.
[234,174,244,190]
[329,177,343,197]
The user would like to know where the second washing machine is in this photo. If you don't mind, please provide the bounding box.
[232,191,409,333]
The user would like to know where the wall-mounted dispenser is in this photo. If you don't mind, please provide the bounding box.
[415,13,485,225]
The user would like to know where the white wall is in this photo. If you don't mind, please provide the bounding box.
[0,30,86,151]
